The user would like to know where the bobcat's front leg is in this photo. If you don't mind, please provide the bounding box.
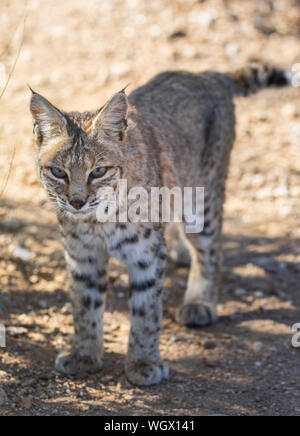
[55,230,108,375]
[120,226,168,386]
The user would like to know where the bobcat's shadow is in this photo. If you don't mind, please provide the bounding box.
[1,198,300,415]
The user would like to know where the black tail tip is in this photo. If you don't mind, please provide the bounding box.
[266,67,290,87]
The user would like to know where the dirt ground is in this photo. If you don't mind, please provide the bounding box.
[1,0,300,416]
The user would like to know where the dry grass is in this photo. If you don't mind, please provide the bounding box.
[0,18,25,197]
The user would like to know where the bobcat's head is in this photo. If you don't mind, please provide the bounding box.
[30,90,129,220]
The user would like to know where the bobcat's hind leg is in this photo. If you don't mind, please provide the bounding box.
[176,197,222,327]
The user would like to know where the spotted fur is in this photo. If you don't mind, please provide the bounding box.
[30,62,290,385]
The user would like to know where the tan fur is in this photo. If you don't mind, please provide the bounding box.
[38,136,70,167]
[30,62,290,385]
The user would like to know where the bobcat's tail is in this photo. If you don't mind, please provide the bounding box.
[227,62,292,97]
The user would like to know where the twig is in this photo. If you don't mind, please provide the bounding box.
[0,15,26,196]
[0,17,26,101]
[0,2,27,59]
[0,145,16,196]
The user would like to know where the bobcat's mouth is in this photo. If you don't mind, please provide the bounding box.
[65,208,97,221]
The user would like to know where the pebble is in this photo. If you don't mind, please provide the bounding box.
[169,30,187,39]
[0,387,7,406]
[203,340,217,350]
[245,296,254,303]
[61,303,72,314]
[226,42,240,57]
[256,257,270,266]
[7,326,28,337]
[0,371,8,382]
[13,246,32,261]
[29,275,39,284]
[234,288,247,297]
[203,357,218,368]
[253,342,264,352]
[110,63,131,78]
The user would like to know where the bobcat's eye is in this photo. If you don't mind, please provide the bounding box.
[90,167,108,179]
[50,167,67,179]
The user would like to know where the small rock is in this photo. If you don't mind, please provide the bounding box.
[0,387,7,406]
[61,303,72,314]
[0,371,8,382]
[226,42,240,57]
[203,340,217,350]
[256,257,270,266]
[245,296,254,303]
[7,326,28,337]
[234,288,247,297]
[203,357,218,368]
[170,335,180,343]
[169,30,187,39]
[278,262,287,271]
[110,62,131,78]
[254,291,264,298]
[29,275,39,284]
[253,342,264,352]
[13,246,32,261]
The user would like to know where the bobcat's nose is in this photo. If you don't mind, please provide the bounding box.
[70,199,86,210]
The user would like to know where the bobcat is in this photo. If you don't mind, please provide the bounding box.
[30,63,291,386]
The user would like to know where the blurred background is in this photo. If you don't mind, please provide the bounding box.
[1,0,300,201]
[1,0,300,416]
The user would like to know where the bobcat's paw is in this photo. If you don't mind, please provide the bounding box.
[55,350,103,376]
[176,300,217,327]
[125,360,169,386]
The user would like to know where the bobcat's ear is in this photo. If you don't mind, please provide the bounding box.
[30,92,68,147]
[85,91,128,141]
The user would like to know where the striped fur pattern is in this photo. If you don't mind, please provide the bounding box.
[225,61,291,96]
[30,62,290,385]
